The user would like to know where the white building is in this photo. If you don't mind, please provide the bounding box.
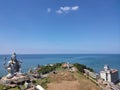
[100,65,119,83]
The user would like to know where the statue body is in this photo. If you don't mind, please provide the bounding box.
[4,53,22,78]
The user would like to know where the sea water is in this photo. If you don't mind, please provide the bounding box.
[0,54,120,77]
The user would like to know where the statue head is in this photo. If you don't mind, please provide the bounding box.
[11,52,16,61]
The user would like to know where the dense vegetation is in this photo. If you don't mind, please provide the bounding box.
[38,63,62,74]
[38,62,94,74]
[73,63,94,73]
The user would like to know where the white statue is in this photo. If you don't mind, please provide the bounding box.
[4,52,22,78]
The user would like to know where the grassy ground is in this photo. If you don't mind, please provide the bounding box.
[0,84,20,90]
[0,84,4,90]
[35,77,51,88]
[46,71,101,90]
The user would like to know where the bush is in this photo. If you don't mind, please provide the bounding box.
[73,63,94,73]
[73,63,86,73]
[38,63,62,74]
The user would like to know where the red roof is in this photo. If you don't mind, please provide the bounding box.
[111,69,118,73]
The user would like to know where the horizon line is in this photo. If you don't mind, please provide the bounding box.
[0,53,120,55]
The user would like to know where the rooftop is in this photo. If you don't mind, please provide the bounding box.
[111,69,118,74]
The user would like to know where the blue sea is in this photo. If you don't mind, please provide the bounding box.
[0,54,120,77]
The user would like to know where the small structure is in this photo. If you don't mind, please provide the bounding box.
[69,67,78,72]
[100,65,119,83]
[62,62,72,69]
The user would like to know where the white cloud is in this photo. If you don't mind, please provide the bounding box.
[56,6,79,14]
[71,6,79,11]
[60,6,71,12]
[56,10,63,14]
[47,8,52,13]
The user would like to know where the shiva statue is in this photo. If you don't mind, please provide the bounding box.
[4,52,22,79]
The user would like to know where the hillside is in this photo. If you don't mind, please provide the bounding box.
[46,71,101,90]
[0,62,101,90]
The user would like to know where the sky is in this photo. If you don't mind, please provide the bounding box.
[0,0,120,54]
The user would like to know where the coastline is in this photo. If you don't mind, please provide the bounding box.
[0,62,101,90]
[0,54,120,77]
[1,61,120,90]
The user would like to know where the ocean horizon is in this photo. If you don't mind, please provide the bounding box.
[0,54,120,77]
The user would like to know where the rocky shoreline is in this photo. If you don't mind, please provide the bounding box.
[0,61,100,90]
[0,53,101,90]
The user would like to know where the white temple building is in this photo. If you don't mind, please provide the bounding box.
[100,65,119,83]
